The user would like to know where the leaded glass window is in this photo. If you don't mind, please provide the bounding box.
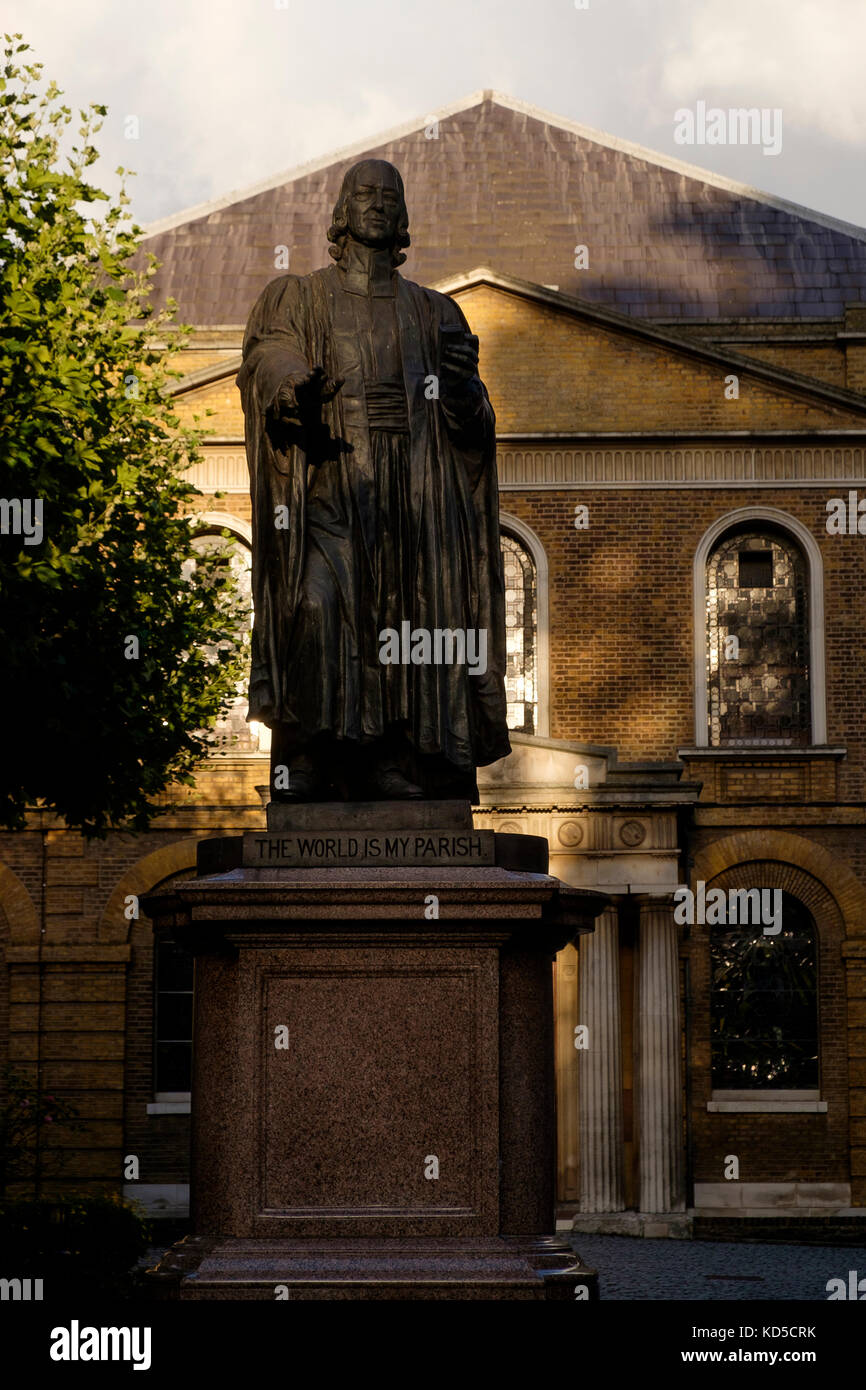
[706,527,809,746]
[710,893,818,1089]
[501,531,537,734]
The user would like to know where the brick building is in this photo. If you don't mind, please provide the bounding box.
[3,91,866,1235]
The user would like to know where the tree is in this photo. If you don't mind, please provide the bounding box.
[0,36,247,836]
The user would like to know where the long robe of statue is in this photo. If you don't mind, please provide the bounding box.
[237,160,510,801]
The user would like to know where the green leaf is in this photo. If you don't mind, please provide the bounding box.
[0,42,245,837]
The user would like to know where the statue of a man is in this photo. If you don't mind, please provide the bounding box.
[237,159,510,801]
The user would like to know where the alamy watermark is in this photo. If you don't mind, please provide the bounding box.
[674,102,782,157]
[378,622,487,676]
[1,1277,43,1300]
[49,1321,151,1370]
[826,1271,866,1299]
[674,881,782,935]
[826,491,866,534]
[0,498,43,545]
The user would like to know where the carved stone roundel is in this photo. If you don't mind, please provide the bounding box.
[619,820,646,847]
[558,820,584,847]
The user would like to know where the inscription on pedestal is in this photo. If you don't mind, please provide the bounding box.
[243,829,496,868]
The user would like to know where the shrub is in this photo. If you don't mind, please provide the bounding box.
[0,1191,151,1297]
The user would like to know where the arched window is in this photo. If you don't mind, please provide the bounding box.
[501,530,538,734]
[710,893,818,1089]
[706,526,810,746]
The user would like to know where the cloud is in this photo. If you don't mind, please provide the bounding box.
[3,0,441,221]
[4,0,865,227]
[653,0,866,145]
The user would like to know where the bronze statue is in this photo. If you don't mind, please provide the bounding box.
[237,159,510,801]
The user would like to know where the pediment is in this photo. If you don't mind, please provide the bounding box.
[447,271,866,435]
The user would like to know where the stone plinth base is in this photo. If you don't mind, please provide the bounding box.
[144,808,608,1301]
[149,1235,597,1301]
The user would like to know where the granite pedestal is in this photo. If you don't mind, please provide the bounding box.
[145,803,608,1299]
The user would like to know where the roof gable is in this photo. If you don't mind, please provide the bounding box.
[141,93,866,330]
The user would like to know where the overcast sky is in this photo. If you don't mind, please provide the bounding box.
[6,0,866,231]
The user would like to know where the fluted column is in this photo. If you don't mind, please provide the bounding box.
[578,907,625,1212]
[637,897,685,1213]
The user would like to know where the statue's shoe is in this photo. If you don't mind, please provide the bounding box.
[373,765,424,800]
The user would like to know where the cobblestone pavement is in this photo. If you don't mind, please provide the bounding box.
[570,1234,866,1300]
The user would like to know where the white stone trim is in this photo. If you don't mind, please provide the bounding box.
[693,1181,851,1211]
[181,441,866,494]
[146,1101,191,1115]
[693,506,827,747]
[707,1100,827,1113]
[496,445,866,488]
[172,355,242,393]
[499,511,550,737]
[713,1088,819,1099]
[708,1087,826,1112]
[188,451,249,494]
[677,746,845,758]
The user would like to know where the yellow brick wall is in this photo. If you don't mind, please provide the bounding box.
[453,285,861,434]
[173,286,864,441]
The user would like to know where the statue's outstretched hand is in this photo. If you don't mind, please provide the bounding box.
[274,365,343,422]
[296,365,344,408]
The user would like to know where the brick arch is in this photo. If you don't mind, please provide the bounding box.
[703,858,844,945]
[692,830,866,938]
[98,838,201,943]
[689,836,851,1150]
[0,860,40,944]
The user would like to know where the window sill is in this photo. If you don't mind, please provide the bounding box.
[707,1099,827,1113]
[146,1100,191,1115]
[678,746,846,760]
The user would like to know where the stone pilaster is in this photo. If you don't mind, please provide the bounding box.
[578,907,625,1212]
[637,897,685,1213]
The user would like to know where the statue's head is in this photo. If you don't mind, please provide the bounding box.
[327,160,410,266]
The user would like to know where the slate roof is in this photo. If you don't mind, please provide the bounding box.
[141,91,866,326]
